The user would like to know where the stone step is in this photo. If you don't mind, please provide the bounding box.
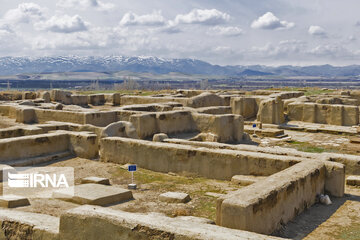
[2,151,74,167]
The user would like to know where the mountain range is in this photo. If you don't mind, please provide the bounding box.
[0,56,360,77]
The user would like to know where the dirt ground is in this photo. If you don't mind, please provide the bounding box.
[278,186,360,240]
[14,157,240,222]
[6,157,359,240]
[257,129,360,155]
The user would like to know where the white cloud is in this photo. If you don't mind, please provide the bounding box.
[207,26,243,37]
[120,11,166,26]
[4,3,45,24]
[251,12,294,30]
[308,25,326,37]
[173,9,230,25]
[250,40,306,58]
[35,15,89,33]
[57,0,114,11]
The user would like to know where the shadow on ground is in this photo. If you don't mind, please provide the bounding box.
[274,194,360,239]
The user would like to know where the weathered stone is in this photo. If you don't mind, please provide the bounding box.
[41,91,51,103]
[15,107,36,123]
[59,205,281,240]
[88,94,105,106]
[159,192,191,203]
[346,175,360,186]
[81,177,110,185]
[0,195,30,208]
[101,121,138,139]
[0,209,59,239]
[217,161,326,235]
[153,133,168,142]
[53,183,133,206]
[186,92,226,108]
[19,100,35,106]
[71,95,88,106]
[231,175,267,186]
[257,97,285,124]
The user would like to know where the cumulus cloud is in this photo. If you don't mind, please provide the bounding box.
[35,15,89,33]
[120,11,166,26]
[308,25,326,37]
[207,26,243,37]
[251,12,294,30]
[173,9,230,25]
[57,0,114,11]
[4,2,45,24]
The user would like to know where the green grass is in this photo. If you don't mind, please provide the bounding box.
[112,166,235,221]
[287,141,326,153]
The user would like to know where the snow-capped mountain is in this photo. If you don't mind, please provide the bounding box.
[0,56,360,77]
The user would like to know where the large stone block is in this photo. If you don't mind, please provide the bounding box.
[51,90,72,104]
[71,95,88,106]
[101,121,138,139]
[0,195,30,208]
[257,98,285,124]
[88,94,105,106]
[343,105,359,126]
[231,97,258,119]
[302,103,316,123]
[53,183,133,206]
[15,107,36,124]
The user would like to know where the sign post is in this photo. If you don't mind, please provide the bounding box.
[128,165,137,190]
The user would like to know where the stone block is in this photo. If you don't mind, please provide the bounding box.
[231,175,266,186]
[153,133,168,142]
[81,177,110,185]
[159,192,191,203]
[71,95,88,106]
[346,176,360,186]
[15,107,36,124]
[53,183,133,206]
[88,94,105,106]
[0,195,30,208]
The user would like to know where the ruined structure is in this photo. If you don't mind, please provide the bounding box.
[0,88,359,239]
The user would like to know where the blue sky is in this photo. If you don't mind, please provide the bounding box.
[0,0,359,66]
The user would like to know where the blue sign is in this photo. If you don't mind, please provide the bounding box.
[128,165,137,172]
[252,124,257,128]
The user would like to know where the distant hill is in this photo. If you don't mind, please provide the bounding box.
[0,56,360,77]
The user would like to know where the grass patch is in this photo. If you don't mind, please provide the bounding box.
[287,141,326,153]
[334,223,360,240]
[112,166,237,221]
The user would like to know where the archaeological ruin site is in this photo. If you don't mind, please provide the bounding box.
[0,88,359,240]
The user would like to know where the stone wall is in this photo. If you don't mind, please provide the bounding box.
[257,97,285,124]
[287,103,360,126]
[0,131,98,163]
[59,205,282,240]
[217,161,326,234]
[100,137,297,180]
